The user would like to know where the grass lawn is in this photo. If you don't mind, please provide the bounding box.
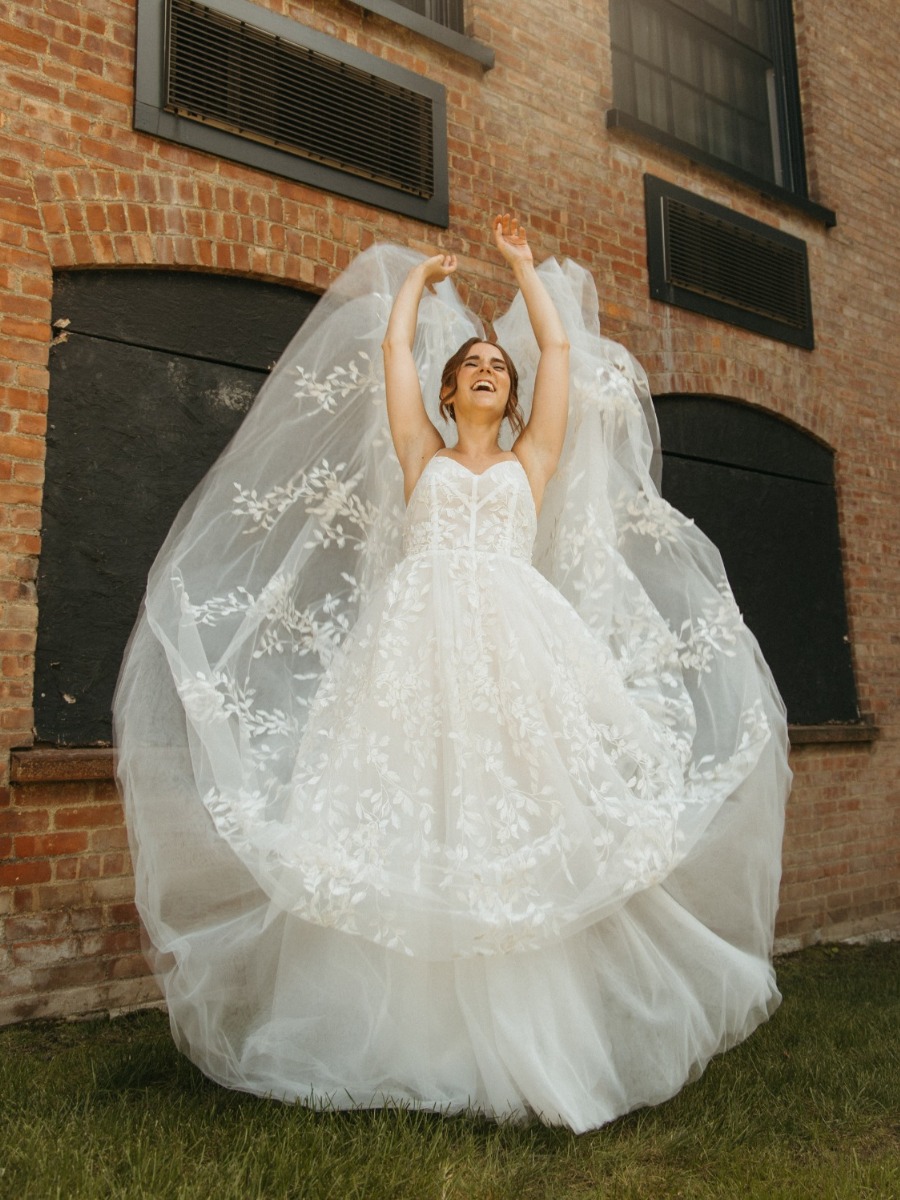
[1,941,898,1199]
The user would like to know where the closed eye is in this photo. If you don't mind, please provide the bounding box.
[463,357,506,371]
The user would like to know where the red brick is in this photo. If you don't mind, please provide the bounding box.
[110,953,150,981]
[108,901,139,925]
[5,911,69,941]
[69,905,104,932]
[0,805,47,834]
[0,859,51,886]
[54,804,122,830]
[30,957,108,991]
[14,830,89,857]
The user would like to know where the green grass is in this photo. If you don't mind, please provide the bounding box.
[1,942,898,1199]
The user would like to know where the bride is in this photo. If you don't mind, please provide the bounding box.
[114,214,790,1132]
[383,214,569,511]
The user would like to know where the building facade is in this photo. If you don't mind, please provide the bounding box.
[1,0,898,1022]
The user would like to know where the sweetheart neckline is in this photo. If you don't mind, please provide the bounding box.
[430,455,523,479]
[405,453,538,517]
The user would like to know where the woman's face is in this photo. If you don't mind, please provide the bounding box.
[451,342,511,418]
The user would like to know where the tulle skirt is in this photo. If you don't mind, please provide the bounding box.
[124,539,786,1132]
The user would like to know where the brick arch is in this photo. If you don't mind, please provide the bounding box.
[644,357,843,453]
[653,385,839,456]
[33,169,371,291]
[0,183,335,761]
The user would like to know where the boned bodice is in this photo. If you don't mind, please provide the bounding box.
[403,456,537,562]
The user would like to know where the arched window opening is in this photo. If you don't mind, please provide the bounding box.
[654,394,860,727]
[37,270,318,745]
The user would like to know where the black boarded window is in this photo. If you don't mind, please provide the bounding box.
[37,270,317,746]
[655,395,861,726]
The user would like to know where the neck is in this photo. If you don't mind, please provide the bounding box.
[453,420,504,460]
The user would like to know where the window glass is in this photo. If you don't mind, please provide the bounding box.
[610,0,801,192]
[391,1,464,33]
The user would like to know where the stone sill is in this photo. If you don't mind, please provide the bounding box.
[9,720,880,784]
[10,747,115,784]
[606,109,837,228]
[788,722,878,746]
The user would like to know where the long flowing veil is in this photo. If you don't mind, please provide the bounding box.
[115,245,789,976]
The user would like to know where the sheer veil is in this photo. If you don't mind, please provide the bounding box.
[114,245,789,977]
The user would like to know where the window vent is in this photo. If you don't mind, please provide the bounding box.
[164,0,435,199]
[645,175,814,348]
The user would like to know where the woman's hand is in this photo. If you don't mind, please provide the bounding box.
[419,253,458,291]
[493,213,534,269]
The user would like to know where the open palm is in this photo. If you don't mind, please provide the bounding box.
[493,213,534,267]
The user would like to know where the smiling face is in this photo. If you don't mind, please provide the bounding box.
[439,338,522,434]
[454,342,512,414]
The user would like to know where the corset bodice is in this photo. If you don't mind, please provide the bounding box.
[403,455,537,562]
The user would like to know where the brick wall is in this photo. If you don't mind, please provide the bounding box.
[1,0,897,1021]
[2,752,158,1020]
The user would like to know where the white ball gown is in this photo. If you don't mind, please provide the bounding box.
[114,246,791,1133]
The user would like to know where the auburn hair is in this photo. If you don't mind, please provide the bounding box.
[438,337,525,439]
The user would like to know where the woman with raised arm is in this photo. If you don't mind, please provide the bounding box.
[115,213,789,1132]
[383,214,569,511]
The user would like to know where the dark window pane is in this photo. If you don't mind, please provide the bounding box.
[632,4,667,62]
[671,80,703,145]
[609,0,631,48]
[610,0,789,188]
[390,1,464,33]
[705,99,734,161]
[612,47,636,113]
[635,62,670,129]
[737,112,774,177]
[669,23,699,83]
[701,39,730,102]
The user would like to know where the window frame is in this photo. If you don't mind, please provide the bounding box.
[607,0,835,226]
[346,1,494,68]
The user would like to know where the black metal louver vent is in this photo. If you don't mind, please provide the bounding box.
[665,200,809,328]
[645,176,814,348]
[164,0,435,199]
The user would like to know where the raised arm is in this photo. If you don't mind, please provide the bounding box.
[494,215,570,486]
[382,254,456,498]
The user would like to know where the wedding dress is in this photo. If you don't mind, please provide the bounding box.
[114,246,790,1132]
